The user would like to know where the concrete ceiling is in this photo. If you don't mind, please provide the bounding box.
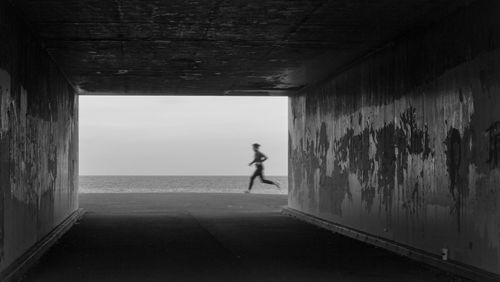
[11,0,471,95]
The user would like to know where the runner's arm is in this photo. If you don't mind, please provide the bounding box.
[260,153,268,162]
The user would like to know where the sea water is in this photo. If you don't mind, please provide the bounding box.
[79,175,288,194]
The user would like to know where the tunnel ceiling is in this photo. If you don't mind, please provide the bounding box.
[11,0,470,95]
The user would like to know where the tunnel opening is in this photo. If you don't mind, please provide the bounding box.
[78,95,288,195]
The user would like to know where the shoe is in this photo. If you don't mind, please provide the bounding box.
[244,190,251,194]
[275,181,281,190]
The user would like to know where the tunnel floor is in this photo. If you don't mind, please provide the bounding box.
[22,193,458,281]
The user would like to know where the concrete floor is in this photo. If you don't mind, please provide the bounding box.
[22,193,460,281]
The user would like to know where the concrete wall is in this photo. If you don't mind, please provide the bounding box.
[289,0,500,275]
[0,1,78,273]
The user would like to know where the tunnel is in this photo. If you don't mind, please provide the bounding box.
[0,0,499,280]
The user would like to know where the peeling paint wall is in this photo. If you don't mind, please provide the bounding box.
[289,0,500,275]
[0,1,78,273]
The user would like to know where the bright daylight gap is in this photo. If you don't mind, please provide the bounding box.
[78,96,288,194]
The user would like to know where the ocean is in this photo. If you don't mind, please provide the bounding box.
[79,175,288,194]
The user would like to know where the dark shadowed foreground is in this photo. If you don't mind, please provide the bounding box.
[22,193,459,281]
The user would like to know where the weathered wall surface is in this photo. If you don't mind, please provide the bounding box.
[289,0,500,275]
[0,1,78,273]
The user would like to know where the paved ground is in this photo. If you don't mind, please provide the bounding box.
[22,193,460,281]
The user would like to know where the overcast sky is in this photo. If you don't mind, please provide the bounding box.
[79,96,288,176]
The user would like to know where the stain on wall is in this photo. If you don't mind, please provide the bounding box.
[0,1,78,273]
[486,121,500,169]
[289,0,500,275]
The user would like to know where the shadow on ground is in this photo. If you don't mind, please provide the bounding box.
[22,193,461,281]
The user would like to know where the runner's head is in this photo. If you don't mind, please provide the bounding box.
[252,143,260,151]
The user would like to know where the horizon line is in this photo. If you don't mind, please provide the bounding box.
[79,174,288,177]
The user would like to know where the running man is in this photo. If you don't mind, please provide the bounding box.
[245,143,280,193]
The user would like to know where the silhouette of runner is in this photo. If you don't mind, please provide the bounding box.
[246,143,280,193]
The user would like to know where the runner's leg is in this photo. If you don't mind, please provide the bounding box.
[248,168,259,190]
[259,166,277,185]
